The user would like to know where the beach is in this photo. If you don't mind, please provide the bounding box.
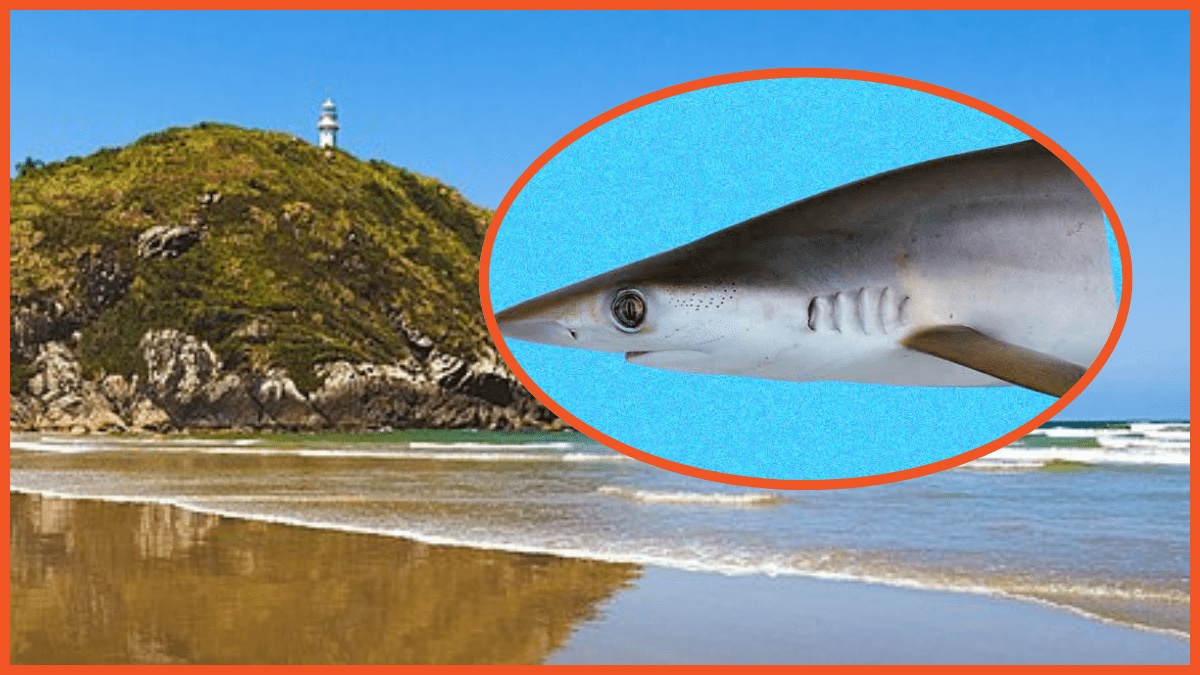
[551,568,1188,664]
[9,425,1189,664]
[10,492,638,664]
[10,492,1187,664]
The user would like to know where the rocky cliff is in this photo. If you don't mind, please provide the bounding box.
[10,123,559,432]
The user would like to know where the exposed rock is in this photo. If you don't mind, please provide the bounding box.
[99,373,137,419]
[137,225,202,259]
[27,341,81,400]
[310,361,429,429]
[11,253,130,364]
[191,373,262,429]
[12,327,560,434]
[197,190,222,206]
[141,329,220,405]
[253,370,324,428]
[139,330,266,428]
[130,398,172,431]
[73,382,127,432]
[393,317,435,360]
[77,249,132,310]
[308,352,560,431]
[11,299,82,362]
[232,317,272,342]
[21,342,125,432]
[124,327,556,431]
[430,353,522,407]
[10,394,34,427]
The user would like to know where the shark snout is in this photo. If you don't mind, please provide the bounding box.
[495,306,581,347]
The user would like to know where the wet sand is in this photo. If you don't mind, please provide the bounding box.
[10,492,639,664]
[549,568,1189,664]
[10,492,1188,664]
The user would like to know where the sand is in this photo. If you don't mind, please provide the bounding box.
[10,492,1188,664]
[548,567,1188,664]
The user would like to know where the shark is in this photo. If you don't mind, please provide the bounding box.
[494,140,1117,398]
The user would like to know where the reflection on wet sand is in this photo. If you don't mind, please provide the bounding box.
[10,492,641,664]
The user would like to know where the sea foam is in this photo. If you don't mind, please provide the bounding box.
[597,486,783,506]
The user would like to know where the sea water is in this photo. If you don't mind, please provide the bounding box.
[9,421,1189,638]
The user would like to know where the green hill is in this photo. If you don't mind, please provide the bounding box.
[10,123,555,431]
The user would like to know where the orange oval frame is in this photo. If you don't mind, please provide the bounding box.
[479,68,1132,490]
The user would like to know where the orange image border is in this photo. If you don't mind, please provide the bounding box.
[479,67,1133,491]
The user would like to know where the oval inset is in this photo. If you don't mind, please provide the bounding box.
[481,69,1131,489]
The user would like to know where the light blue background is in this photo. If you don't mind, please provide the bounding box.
[491,78,1119,480]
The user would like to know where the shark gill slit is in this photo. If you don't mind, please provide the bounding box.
[880,287,896,334]
[807,295,832,333]
[833,291,853,333]
[807,287,909,336]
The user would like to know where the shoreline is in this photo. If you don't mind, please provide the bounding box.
[548,567,1189,665]
[10,485,1188,642]
[10,490,1188,664]
[9,484,1187,642]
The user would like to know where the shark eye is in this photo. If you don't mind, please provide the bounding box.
[611,289,646,332]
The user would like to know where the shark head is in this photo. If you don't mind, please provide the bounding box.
[495,262,750,372]
[494,231,845,378]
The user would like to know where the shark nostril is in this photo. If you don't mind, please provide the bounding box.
[568,328,578,340]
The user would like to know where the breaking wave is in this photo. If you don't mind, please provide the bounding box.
[597,486,783,506]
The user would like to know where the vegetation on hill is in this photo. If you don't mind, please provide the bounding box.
[11,123,499,395]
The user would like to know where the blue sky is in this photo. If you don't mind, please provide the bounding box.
[10,11,1189,431]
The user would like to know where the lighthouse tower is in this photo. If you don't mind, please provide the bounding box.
[318,98,339,148]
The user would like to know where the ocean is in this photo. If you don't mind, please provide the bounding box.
[9,420,1190,657]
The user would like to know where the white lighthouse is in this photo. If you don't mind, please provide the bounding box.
[318,98,339,148]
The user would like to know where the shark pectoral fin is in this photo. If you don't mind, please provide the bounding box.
[901,326,1088,398]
